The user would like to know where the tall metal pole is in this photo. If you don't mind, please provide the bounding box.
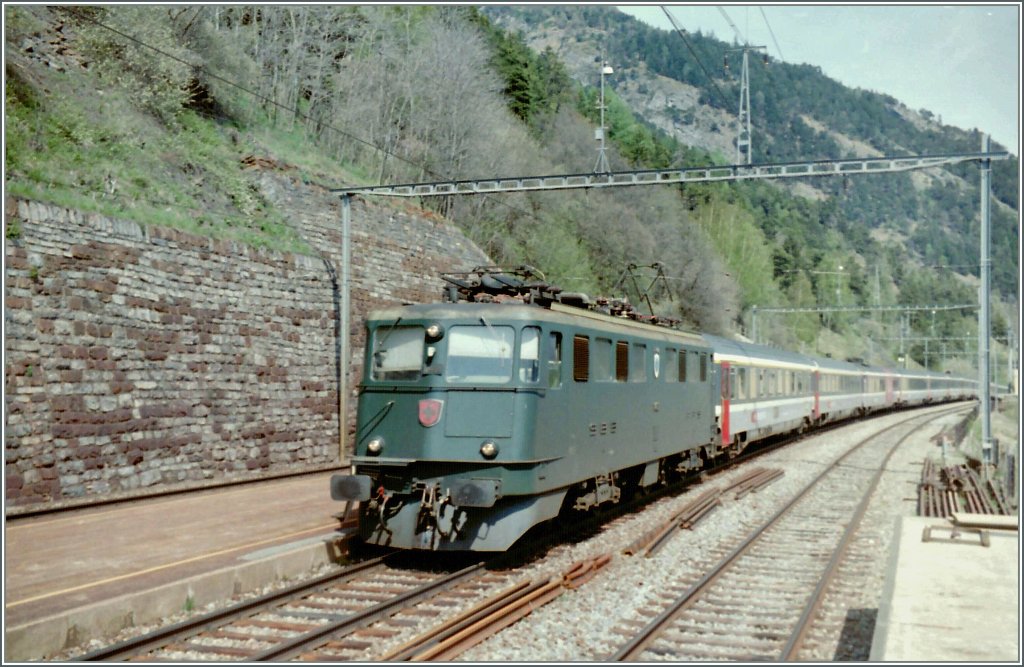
[737,49,752,164]
[978,134,993,464]
[595,61,613,173]
[340,195,352,462]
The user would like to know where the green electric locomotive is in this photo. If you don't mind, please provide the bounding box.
[330,267,719,551]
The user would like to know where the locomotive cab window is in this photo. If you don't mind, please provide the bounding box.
[371,325,424,381]
[445,325,514,384]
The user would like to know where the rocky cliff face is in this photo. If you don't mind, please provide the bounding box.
[4,170,490,510]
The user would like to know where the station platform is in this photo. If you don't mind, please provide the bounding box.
[3,470,353,662]
[870,514,1020,662]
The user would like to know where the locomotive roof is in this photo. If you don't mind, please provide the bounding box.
[366,300,708,346]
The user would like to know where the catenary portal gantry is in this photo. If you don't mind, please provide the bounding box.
[330,149,1009,459]
[332,151,1007,198]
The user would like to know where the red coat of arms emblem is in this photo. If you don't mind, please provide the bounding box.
[418,399,444,427]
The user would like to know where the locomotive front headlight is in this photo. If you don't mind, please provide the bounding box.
[480,440,499,459]
[367,437,385,455]
[425,323,444,340]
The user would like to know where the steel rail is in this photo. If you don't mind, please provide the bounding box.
[779,407,965,659]
[249,561,486,661]
[608,404,968,661]
[73,554,392,661]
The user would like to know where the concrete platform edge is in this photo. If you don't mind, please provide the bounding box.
[868,514,906,661]
[4,533,351,662]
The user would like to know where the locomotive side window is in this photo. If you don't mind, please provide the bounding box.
[371,325,424,381]
[664,349,678,382]
[615,341,629,382]
[573,335,589,382]
[519,327,540,383]
[630,344,646,382]
[700,354,707,382]
[445,325,514,384]
[547,332,562,388]
[593,338,613,382]
[652,349,661,379]
[678,350,687,382]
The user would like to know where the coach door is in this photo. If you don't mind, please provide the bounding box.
[811,369,821,422]
[719,361,731,447]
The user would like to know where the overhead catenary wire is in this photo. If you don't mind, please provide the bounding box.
[758,7,786,62]
[659,6,733,112]
[65,7,427,176]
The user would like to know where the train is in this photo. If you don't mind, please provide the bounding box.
[330,266,977,551]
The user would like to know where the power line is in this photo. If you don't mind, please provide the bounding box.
[659,6,732,112]
[66,8,432,178]
[65,7,587,259]
[758,7,785,62]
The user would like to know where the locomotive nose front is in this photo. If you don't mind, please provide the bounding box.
[330,309,553,550]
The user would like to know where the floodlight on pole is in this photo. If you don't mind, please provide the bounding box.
[595,61,613,173]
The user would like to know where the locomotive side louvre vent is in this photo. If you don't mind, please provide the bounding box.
[573,335,590,382]
[616,341,629,382]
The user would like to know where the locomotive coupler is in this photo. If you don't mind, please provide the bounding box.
[415,483,457,542]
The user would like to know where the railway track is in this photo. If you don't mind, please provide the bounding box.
[71,405,969,662]
[608,405,968,661]
[75,554,496,661]
[73,548,612,662]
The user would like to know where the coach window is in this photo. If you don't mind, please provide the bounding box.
[594,338,613,382]
[615,341,629,382]
[519,327,540,383]
[664,349,678,382]
[546,332,562,388]
[572,335,589,382]
[631,343,647,382]
[736,368,747,400]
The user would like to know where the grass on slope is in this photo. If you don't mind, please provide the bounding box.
[4,50,361,254]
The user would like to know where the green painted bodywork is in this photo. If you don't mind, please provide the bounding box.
[352,302,718,500]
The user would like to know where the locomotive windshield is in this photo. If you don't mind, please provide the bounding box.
[371,325,424,381]
[445,325,515,384]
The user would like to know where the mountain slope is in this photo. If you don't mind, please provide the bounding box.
[484,5,1019,298]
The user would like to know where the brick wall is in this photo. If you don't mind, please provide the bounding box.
[4,176,489,509]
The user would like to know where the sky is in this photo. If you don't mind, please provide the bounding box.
[616,4,1021,152]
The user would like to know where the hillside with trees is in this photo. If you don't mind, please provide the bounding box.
[4,5,1018,370]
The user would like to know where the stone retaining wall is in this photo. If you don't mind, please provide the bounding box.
[4,178,489,509]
